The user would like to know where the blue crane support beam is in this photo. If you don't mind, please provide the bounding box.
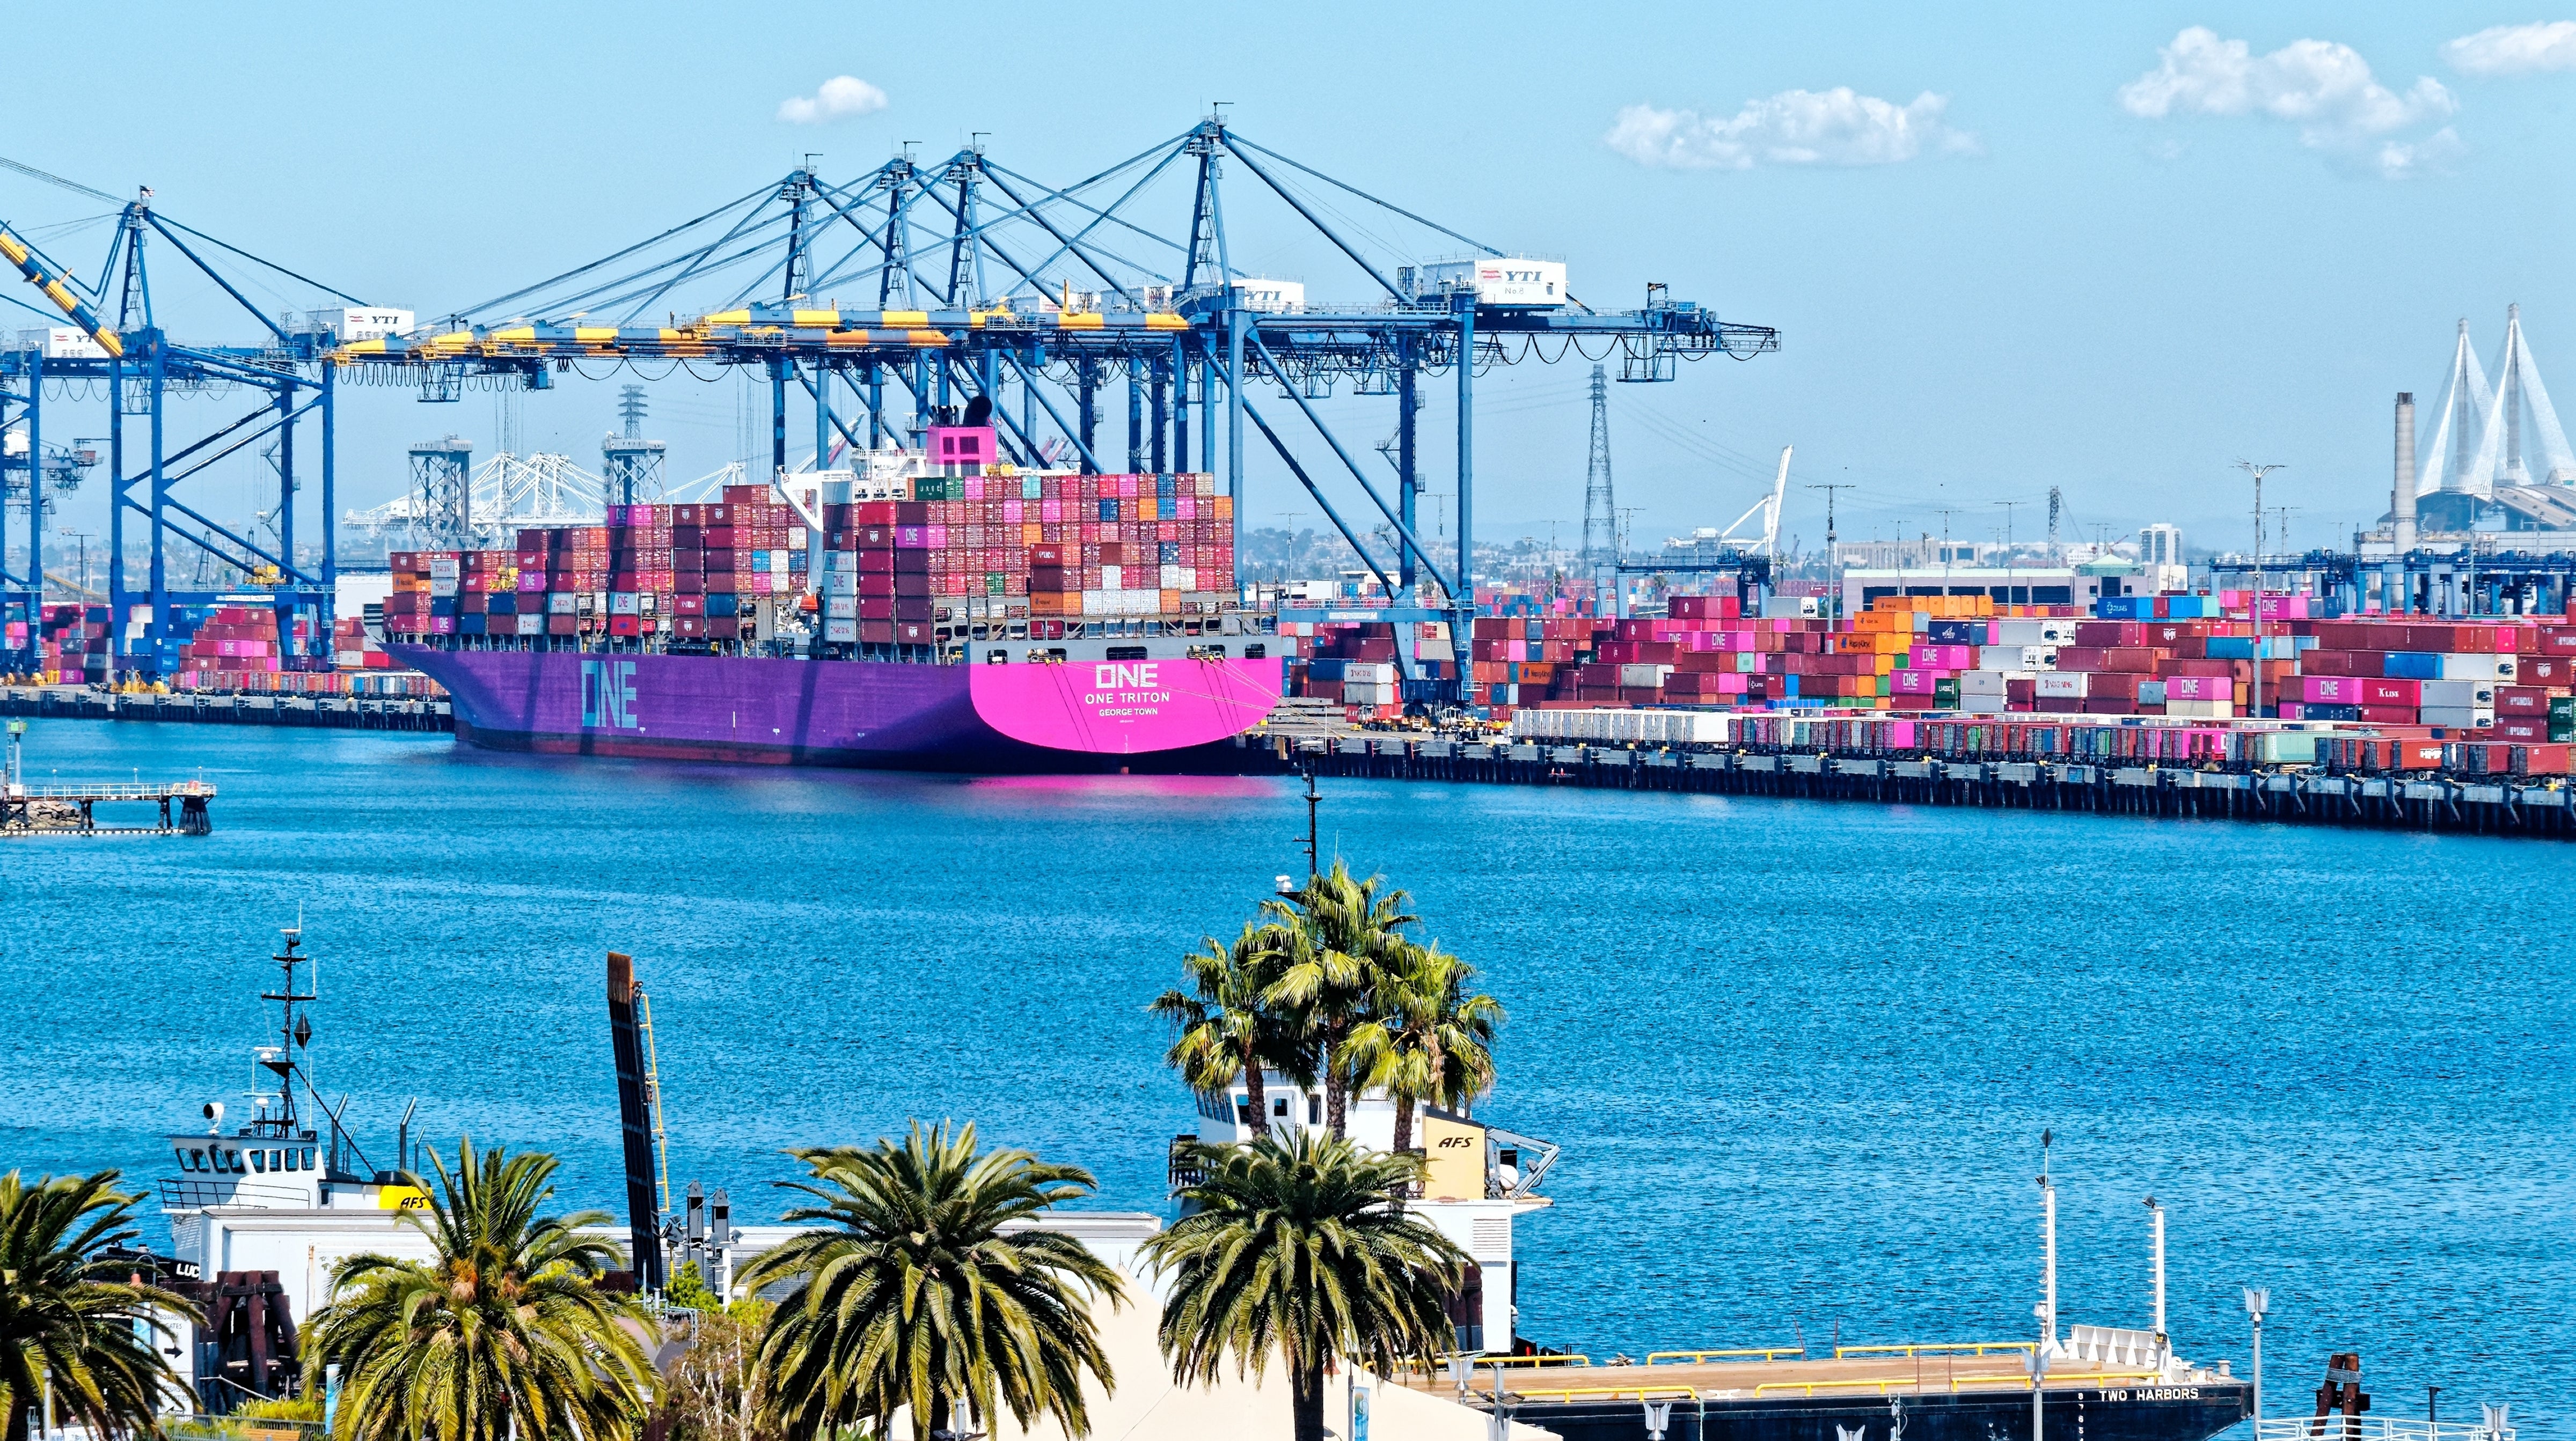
[1240,395,1394,596]
[1245,328,1455,598]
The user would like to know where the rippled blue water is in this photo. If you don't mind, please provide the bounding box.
[3,721,2567,1435]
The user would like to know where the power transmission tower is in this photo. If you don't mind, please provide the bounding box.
[1582,364,1615,568]
[2046,486,2062,561]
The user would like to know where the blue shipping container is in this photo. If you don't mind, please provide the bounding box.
[2384,652,2440,679]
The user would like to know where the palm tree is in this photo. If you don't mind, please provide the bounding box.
[304,1141,654,1441]
[1341,942,1504,1154]
[0,1171,198,1441]
[742,1122,1121,1441]
[1147,922,1310,1134]
[1142,1131,1468,1441]
[1263,861,1418,1138]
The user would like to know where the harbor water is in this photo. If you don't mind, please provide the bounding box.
[2,721,2566,1435]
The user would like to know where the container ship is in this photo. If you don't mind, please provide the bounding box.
[382,423,1285,769]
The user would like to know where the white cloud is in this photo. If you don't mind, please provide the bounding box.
[2442,20,2576,75]
[2118,27,2456,177]
[777,76,888,125]
[1606,89,1975,170]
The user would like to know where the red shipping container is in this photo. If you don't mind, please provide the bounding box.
[2362,678,2421,706]
[2491,715,2548,742]
[2521,654,2576,685]
[2496,686,2553,715]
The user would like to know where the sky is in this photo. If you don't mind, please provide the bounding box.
[4,1,2573,566]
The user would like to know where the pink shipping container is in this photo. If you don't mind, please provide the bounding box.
[1890,668,1944,695]
[2167,675,2233,701]
[1909,644,1975,670]
[2303,674,2365,703]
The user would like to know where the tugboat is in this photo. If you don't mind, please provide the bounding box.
[152,925,434,1411]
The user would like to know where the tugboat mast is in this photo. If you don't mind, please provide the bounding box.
[253,922,318,1139]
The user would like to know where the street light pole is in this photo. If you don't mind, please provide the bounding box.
[2244,1288,2270,1426]
[1808,482,1853,621]
[2235,462,2286,719]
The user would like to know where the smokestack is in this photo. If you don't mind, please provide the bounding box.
[2394,392,2418,550]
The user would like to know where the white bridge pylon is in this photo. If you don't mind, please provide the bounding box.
[2417,304,2576,498]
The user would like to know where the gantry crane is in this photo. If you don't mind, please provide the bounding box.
[331,119,1777,694]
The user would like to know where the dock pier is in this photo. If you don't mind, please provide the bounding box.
[2,778,216,837]
[0,686,452,733]
[1249,734,2576,839]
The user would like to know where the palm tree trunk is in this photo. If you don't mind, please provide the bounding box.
[1242,1048,1269,1136]
[1392,1094,1415,1153]
[5,1398,27,1441]
[1290,1360,1328,1441]
[1324,1026,1348,1139]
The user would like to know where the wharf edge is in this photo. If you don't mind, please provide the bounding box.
[1,685,453,732]
[12,682,2571,837]
[1242,733,2576,838]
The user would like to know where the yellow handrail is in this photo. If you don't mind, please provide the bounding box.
[1517,1386,1700,1403]
[1458,1354,1591,1369]
[1755,1370,2165,1399]
[1647,1348,1807,1364]
[1835,1341,2040,1359]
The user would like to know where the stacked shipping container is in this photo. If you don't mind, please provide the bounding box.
[815,469,1236,646]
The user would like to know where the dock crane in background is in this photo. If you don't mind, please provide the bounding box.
[6,122,1779,695]
[3,155,366,677]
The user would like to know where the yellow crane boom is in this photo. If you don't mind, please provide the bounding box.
[0,220,123,357]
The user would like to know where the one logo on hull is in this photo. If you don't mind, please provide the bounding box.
[582,659,640,729]
[1094,661,1159,689]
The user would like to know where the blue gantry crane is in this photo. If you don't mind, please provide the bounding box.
[3,158,367,677]
[334,117,1777,696]
[8,120,1777,693]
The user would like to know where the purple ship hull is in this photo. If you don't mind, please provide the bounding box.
[390,644,1285,771]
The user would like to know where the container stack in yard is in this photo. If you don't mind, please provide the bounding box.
[1274,586,2576,779]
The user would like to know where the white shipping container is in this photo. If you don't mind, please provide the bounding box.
[1100,564,1124,590]
[1765,595,1823,619]
[1343,682,1396,704]
[18,327,110,361]
[610,592,640,615]
[516,614,545,636]
[307,307,415,341]
[1990,618,2075,645]
[427,557,460,580]
[545,592,576,615]
[1417,257,1568,308]
[2419,705,2497,729]
[2435,653,2514,681]
[1510,708,1731,745]
[428,578,458,598]
[822,571,857,594]
[824,618,858,643]
[1342,662,1398,685]
[1978,645,2057,671]
[2419,679,2496,708]
[1957,669,2028,695]
[824,595,857,619]
[2036,672,2088,698]
[2168,699,2236,719]
[1618,663,1673,688]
